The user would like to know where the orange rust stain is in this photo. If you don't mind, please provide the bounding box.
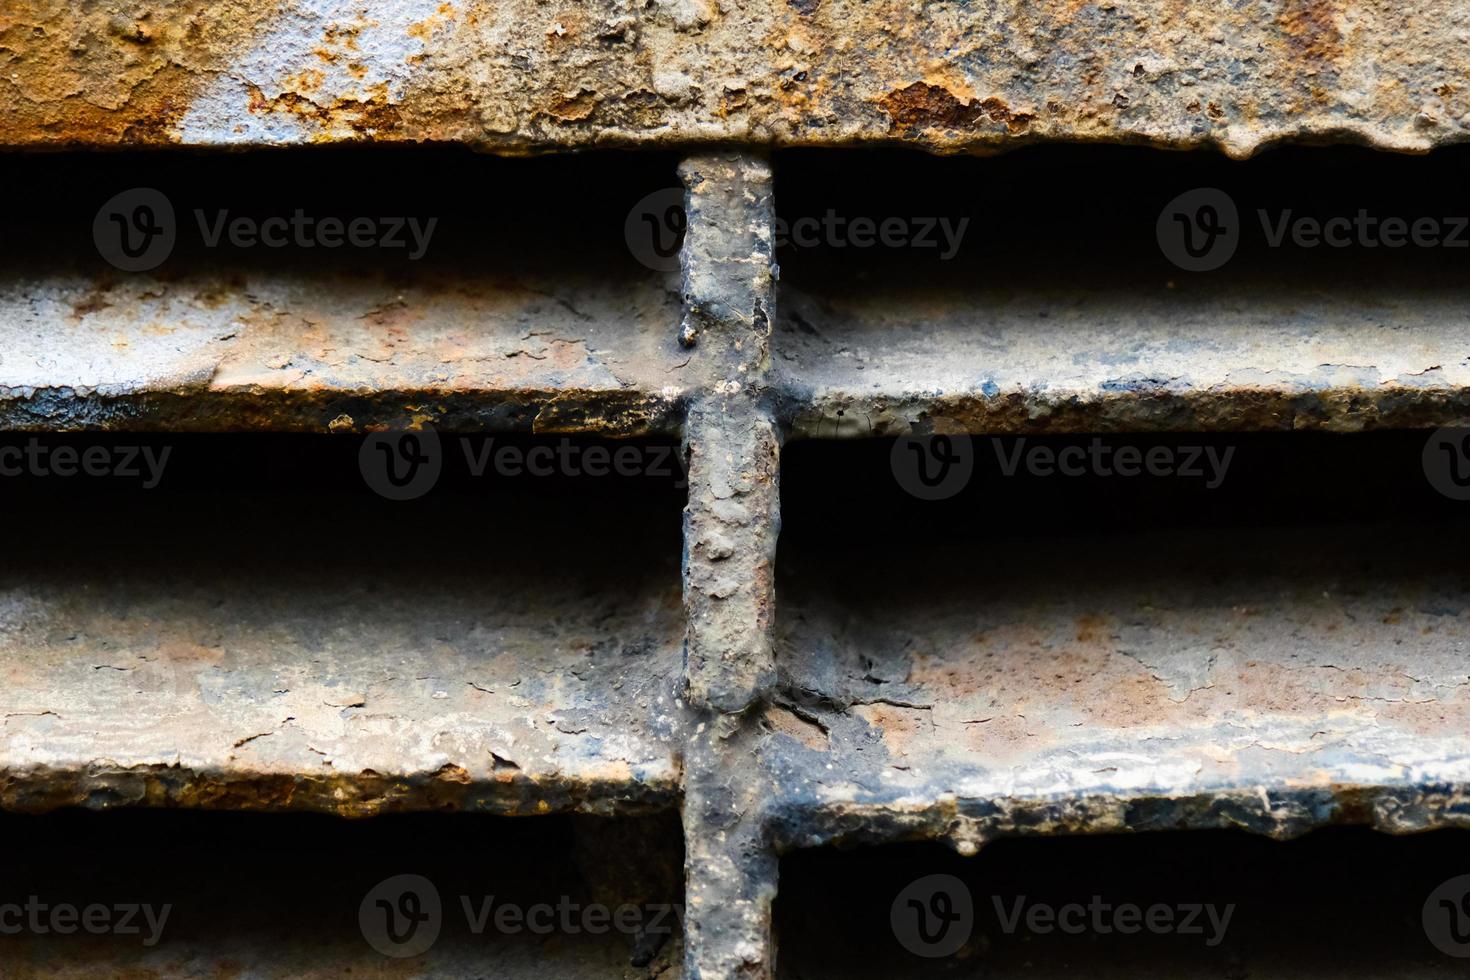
[853,702,929,758]
[879,82,1034,135]
[193,277,246,310]
[435,763,472,784]
[1279,0,1343,62]
[246,82,403,136]
[322,23,363,52]
[548,89,598,122]
[408,2,458,41]
[1075,612,1108,644]
[0,0,287,146]
[542,9,587,45]
[763,704,829,750]
[289,68,327,94]
[70,284,115,320]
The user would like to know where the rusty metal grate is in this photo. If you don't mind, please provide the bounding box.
[4,104,1470,980]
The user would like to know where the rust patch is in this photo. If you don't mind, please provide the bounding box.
[408,2,459,41]
[853,702,932,759]
[69,285,115,320]
[246,84,403,135]
[720,86,751,117]
[879,83,1034,135]
[1075,612,1108,644]
[763,705,829,750]
[0,0,286,146]
[547,89,598,122]
[1279,0,1343,62]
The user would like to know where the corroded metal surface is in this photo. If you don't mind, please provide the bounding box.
[0,488,685,817]
[767,525,1470,850]
[776,282,1470,437]
[679,153,780,715]
[5,140,1470,979]
[678,155,782,980]
[5,0,1470,155]
[0,268,686,434]
[12,268,1470,438]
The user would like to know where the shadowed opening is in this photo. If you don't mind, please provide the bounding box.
[775,826,1470,978]
[0,808,684,976]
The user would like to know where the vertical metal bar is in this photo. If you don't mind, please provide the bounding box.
[678,152,780,715]
[677,151,783,979]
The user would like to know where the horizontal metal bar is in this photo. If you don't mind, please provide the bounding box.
[0,271,686,435]
[776,284,1470,437]
[0,476,684,817]
[4,0,1468,156]
[765,523,1470,849]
